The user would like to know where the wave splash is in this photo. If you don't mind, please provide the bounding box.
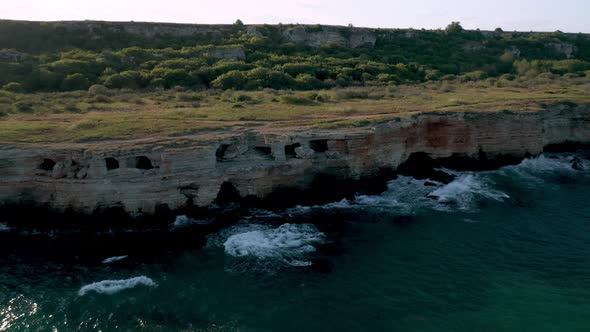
[78,276,156,296]
[285,154,587,214]
[172,215,212,229]
[224,223,325,259]
[428,174,509,210]
[210,223,325,271]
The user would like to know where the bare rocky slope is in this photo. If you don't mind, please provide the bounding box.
[1,102,589,217]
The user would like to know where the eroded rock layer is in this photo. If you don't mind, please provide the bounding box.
[1,103,589,216]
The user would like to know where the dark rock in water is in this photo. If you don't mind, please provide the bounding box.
[396,153,456,184]
[429,170,455,184]
[424,181,438,187]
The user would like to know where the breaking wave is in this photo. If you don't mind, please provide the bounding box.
[209,223,325,271]
[224,223,325,259]
[78,276,156,296]
[0,223,10,232]
[172,215,213,229]
[428,174,510,210]
[102,255,128,264]
[281,154,587,214]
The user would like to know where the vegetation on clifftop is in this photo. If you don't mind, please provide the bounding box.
[1,20,590,93]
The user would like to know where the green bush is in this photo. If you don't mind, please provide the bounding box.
[295,74,323,90]
[103,71,147,89]
[2,82,24,93]
[12,101,34,113]
[211,70,247,90]
[61,73,90,91]
[88,84,110,96]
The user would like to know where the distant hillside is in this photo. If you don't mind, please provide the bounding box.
[1,19,589,92]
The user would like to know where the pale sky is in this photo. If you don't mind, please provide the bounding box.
[1,0,589,32]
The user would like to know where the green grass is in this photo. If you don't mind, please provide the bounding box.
[1,79,589,144]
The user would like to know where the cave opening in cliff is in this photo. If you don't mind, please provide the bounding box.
[39,158,56,171]
[253,146,274,160]
[135,156,154,170]
[105,157,119,170]
[214,182,241,206]
[285,143,301,159]
[216,144,230,162]
[309,140,329,153]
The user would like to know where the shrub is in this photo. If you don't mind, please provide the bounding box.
[445,21,464,34]
[12,101,34,113]
[307,92,330,102]
[232,94,252,102]
[88,94,111,103]
[61,73,90,91]
[150,68,200,88]
[2,82,24,93]
[333,88,370,100]
[0,104,9,117]
[295,74,323,90]
[64,102,81,113]
[460,71,488,82]
[176,92,202,102]
[103,71,147,89]
[88,84,110,96]
[211,71,246,90]
[279,95,318,106]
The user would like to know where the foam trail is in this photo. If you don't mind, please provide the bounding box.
[102,255,128,264]
[78,276,156,296]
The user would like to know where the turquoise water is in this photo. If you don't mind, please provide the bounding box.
[1,153,590,331]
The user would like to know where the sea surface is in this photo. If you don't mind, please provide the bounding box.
[1,152,590,332]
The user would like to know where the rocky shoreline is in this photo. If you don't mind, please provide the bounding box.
[1,102,589,224]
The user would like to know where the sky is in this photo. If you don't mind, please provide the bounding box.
[1,0,589,33]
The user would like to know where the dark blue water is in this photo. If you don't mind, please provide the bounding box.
[1,153,590,331]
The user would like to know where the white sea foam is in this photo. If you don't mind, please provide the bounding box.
[78,276,156,296]
[286,199,353,215]
[355,176,437,212]
[497,154,586,185]
[224,223,325,260]
[0,223,10,232]
[102,255,128,264]
[172,215,212,229]
[520,155,576,171]
[428,174,509,210]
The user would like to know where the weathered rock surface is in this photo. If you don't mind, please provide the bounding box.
[1,103,589,216]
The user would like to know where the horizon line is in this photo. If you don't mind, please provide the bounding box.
[0,18,587,34]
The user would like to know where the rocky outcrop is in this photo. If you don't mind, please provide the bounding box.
[0,49,30,62]
[278,25,376,48]
[1,103,589,216]
[202,47,246,61]
[548,42,577,59]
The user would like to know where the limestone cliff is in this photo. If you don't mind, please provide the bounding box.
[1,103,589,216]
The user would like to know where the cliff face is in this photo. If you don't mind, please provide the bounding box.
[1,104,589,215]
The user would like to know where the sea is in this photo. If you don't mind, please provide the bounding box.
[1,152,590,331]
